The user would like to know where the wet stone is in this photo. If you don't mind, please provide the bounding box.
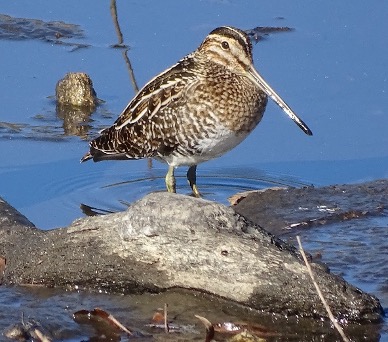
[232,179,388,236]
[55,72,98,108]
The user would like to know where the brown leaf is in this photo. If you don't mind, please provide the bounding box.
[195,315,214,342]
[73,307,132,337]
[151,311,165,324]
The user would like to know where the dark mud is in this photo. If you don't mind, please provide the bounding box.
[233,179,388,236]
[0,13,85,47]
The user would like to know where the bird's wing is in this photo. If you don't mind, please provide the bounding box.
[112,55,198,130]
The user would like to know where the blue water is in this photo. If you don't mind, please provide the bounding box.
[1,0,387,228]
[0,0,387,340]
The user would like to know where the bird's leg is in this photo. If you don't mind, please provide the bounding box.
[165,165,176,193]
[187,165,200,197]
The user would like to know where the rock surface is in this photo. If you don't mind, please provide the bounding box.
[0,192,383,322]
[56,72,98,108]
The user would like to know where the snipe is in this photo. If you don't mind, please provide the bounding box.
[81,26,312,196]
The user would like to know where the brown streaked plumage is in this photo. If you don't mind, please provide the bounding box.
[81,26,312,196]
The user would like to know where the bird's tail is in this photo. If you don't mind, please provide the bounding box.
[80,145,131,163]
[80,126,149,163]
[80,151,93,163]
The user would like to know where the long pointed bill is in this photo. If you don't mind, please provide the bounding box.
[247,66,313,136]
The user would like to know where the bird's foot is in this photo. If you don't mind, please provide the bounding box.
[187,165,201,198]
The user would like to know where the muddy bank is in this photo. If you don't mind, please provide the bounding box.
[0,13,87,49]
[232,179,388,236]
[0,182,385,323]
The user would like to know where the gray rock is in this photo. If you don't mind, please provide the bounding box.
[0,192,382,322]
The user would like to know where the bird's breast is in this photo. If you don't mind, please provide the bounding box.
[157,72,268,167]
[187,72,268,134]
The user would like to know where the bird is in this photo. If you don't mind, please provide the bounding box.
[81,26,312,197]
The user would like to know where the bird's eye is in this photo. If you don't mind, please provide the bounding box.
[221,41,229,50]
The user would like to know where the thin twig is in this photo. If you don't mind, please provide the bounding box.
[110,0,124,45]
[34,329,52,342]
[105,311,133,336]
[296,236,350,342]
[164,303,169,333]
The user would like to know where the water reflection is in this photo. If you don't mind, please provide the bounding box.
[0,119,66,141]
[0,107,113,141]
[56,104,94,138]
[109,0,139,93]
[79,166,311,217]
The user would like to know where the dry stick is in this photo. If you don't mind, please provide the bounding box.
[106,312,133,336]
[34,329,52,342]
[296,236,350,342]
[110,0,124,45]
[109,0,140,93]
[164,303,169,333]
